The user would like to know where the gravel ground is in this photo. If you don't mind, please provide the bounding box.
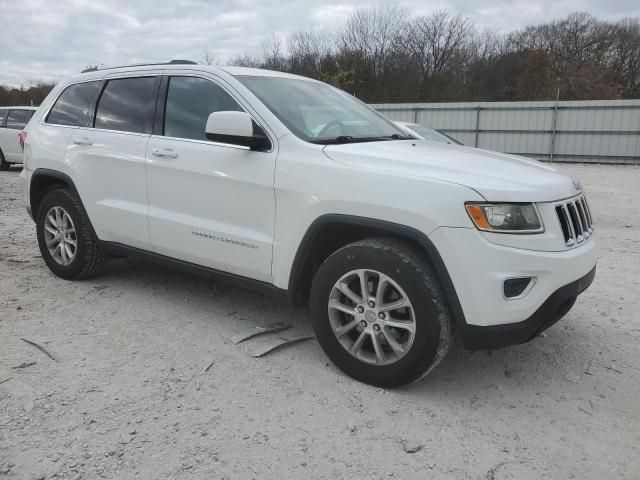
[1,163,639,480]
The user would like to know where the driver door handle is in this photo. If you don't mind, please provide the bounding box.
[151,148,178,159]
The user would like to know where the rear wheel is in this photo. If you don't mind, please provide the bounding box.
[309,238,453,387]
[36,188,106,279]
[0,149,10,170]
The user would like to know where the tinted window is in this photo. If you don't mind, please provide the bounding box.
[47,81,99,126]
[0,109,7,127]
[6,109,34,129]
[95,77,156,134]
[164,76,243,140]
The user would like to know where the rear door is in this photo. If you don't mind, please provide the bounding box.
[2,109,34,162]
[0,109,8,160]
[146,73,277,282]
[66,74,159,250]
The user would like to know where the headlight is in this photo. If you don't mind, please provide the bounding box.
[465,203,544,233]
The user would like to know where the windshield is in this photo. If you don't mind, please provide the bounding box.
[236,75,409,144]
[407,124,462,145]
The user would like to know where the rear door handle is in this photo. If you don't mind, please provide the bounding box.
[73,137,93,146]
[151,148,178,158]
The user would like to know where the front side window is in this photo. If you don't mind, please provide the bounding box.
[6,109,34,130]
[0,109,7,127]
[236,76,408,144]
[94,77,156,133]
[46,81,100,127]
[164,76,243,141]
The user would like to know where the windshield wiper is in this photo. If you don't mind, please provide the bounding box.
[310,135,355,145]
[310,134,412,145]
[386,133,414,140]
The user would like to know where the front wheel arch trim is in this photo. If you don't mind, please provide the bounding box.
[288,214,467,330]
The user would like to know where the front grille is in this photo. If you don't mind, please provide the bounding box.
[555,195,593,247]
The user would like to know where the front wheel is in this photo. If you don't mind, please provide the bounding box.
[309,238,453,388]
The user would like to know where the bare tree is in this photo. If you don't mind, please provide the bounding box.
[337,2,408,77]
[288,28,334,76]
[202,49,216,65]
[261,34,288,71]
[406,11,472,83]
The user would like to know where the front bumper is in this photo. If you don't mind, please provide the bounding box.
[428,226,597,350]
[462,266,595,350]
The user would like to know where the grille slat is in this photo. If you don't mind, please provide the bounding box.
[575,201,589,237]
[555,195,593,247]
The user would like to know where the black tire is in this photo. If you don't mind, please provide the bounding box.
[36,188,106,279]
[0,149,10,170]
[309,238,453,388]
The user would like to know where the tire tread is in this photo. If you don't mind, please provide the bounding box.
[37,188,105,279]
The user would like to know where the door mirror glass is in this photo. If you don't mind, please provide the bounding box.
[205,111,270,151]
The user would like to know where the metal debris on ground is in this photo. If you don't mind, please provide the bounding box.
[20,338,58,362]
[250,335,315,358]
[12,361,37,369]
[202,360,215,374]
[229,322,290,345]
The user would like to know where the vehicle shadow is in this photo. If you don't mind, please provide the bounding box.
[98,256,597,398]
[402,321,599,400]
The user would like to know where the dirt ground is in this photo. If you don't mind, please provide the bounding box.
[1,163,639,480]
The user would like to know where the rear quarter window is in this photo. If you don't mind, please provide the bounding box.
[46,81,100,127]
[0,109,7,127]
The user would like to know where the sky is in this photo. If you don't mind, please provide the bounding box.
[1,0,640,87]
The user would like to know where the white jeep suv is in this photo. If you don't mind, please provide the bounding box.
[20,61,597,387]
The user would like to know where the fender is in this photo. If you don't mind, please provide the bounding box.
[29,169,94,236]
[288,214,466,329]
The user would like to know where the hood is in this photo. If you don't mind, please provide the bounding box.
[323,140,580,202]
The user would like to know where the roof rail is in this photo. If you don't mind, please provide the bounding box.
[81,59,198,74]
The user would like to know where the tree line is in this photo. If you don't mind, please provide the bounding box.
[2,7,639,106]
[230,7,640,102]
[0,81,55,108]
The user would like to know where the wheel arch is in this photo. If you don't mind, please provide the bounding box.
[287,214,466,329]
[30,169,97,238]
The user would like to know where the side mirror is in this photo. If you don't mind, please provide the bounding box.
[205,111,270,151]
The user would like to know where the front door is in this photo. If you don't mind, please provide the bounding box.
[146,75,276,282]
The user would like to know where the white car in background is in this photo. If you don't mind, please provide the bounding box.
[395,121,462,145]
[0,106,36,169]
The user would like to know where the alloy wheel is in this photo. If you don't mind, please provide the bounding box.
[328,269,416,365]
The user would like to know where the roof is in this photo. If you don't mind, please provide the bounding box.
[65,62,317,85]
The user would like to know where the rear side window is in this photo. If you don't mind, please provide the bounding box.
[46,81,100,126]
[164,76,243,141]
[94,77,156,134]
[0,109,7,127]
[6,109,34,130]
